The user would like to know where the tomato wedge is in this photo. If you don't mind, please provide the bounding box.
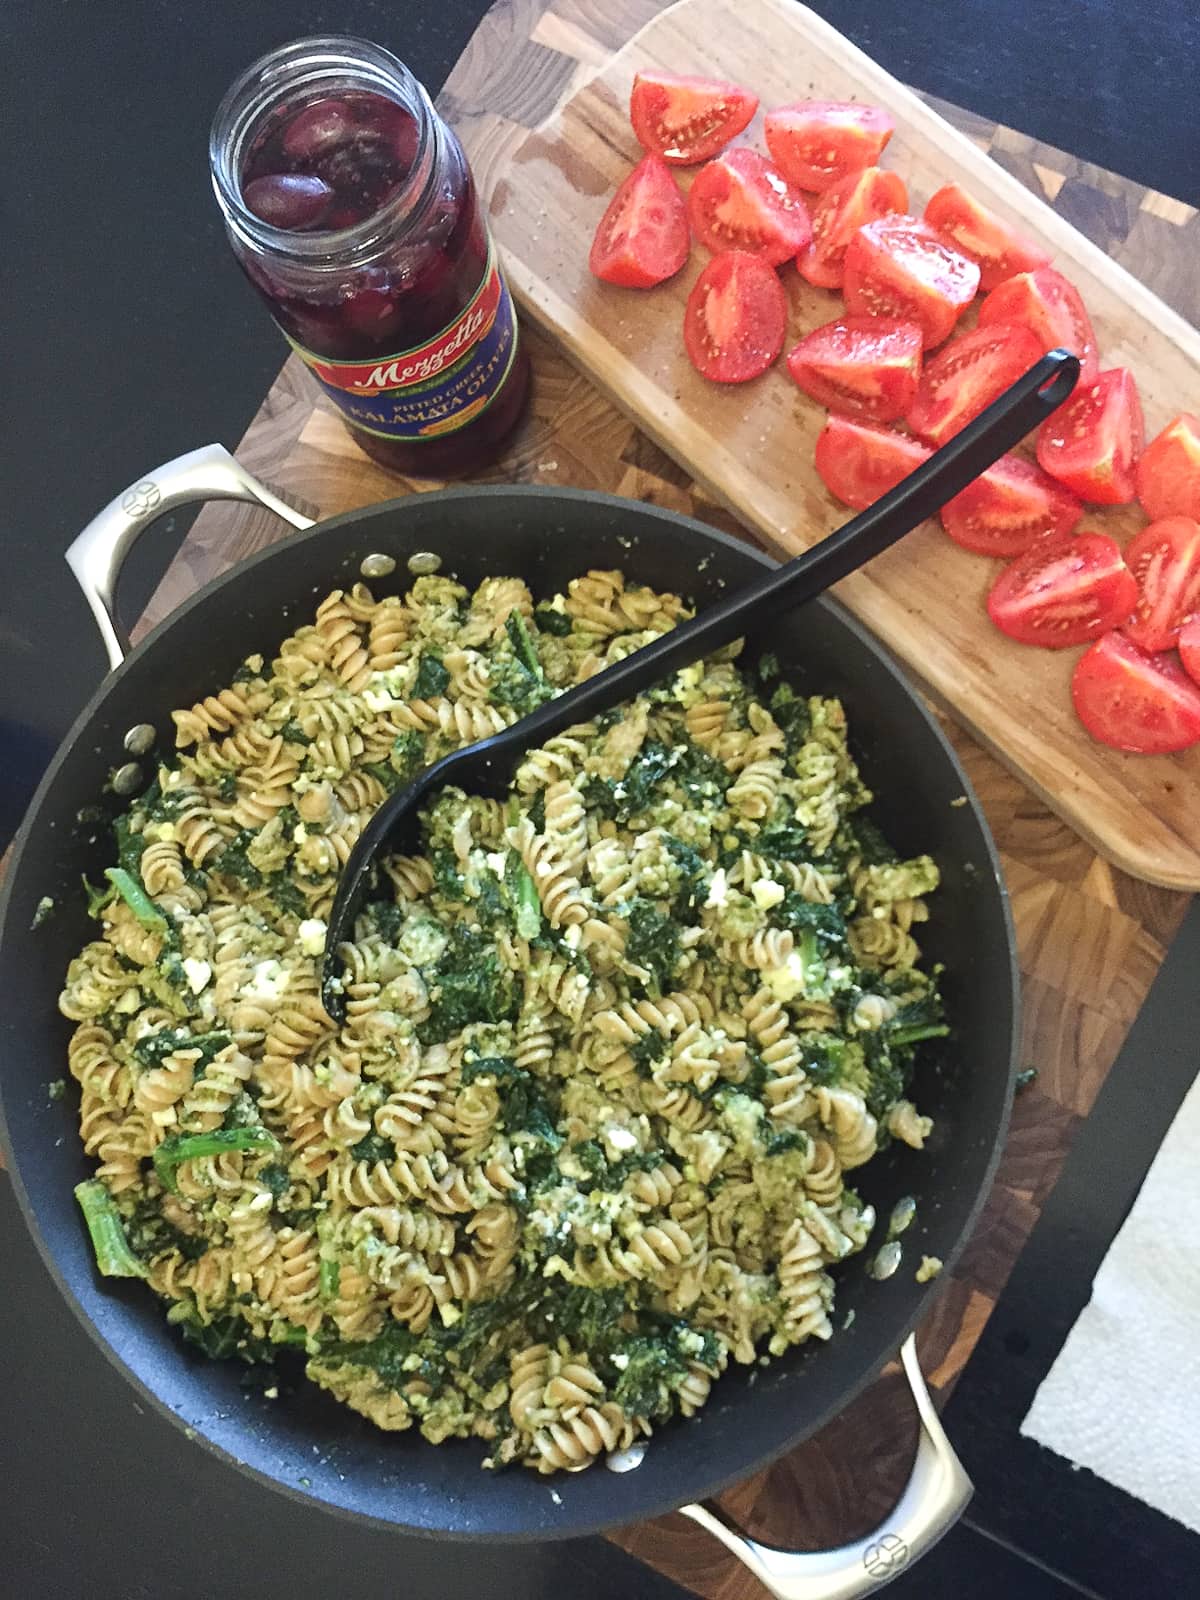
[630,71,758,165]
[764,101,894,192]
[588,155,689,288]
[1178,616,1200,686]
[683,250,787,383]
[923,184,1051,292]
[1072,631,1200,753]
[1136,412,1200,522]
[1120,516,1200,653]
[1036,368,1143,504]
[986,531,1136,648]
[797,167,908,289]
[814,416,932,510]
[786,317,921,422]
[939,455,1082,557]
[687,148,812,265]
[977,267,1099,386]
[843,215,980,348]
[906,322,1043,446]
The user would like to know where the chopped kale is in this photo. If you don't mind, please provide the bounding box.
[462,1055,560,1149]
[527,788,546,835]
[490,615,549,716]
[364,762,401,794]
[412,651,450,700]
[533,605,572,637]
[263,871,309,921]
[629,1027,668,1077]
[124,1197,208,1264]
[569,1139,664,1190]
[852,815,900,866]
[173,1310,298,1365]
[217,772,238,803]
[769,682,811,746]
[610,1323,721,1422]
[764,1127,807,1157]
[362,899,405,944]
[749,825,813,864]
[860,989,948,1119]
[280,720,313,747]
[802,1034,848,1086]
[506,609,542,678]
[390,730,427,783]
[671,741,731,804]
[134,1028,232,1070]
[624,898,681,996]
[74,1181,146,1279]
[757,651,780,682]
[153,1127,281,1193]
[215,830,264,888]
[429,848,467,901]
[664,835,706,920]
[418,925,517,1045]
[348,1132,397,1165]
[258,1162,291,1201]
[113,813,147,879]
[582,741,675,824]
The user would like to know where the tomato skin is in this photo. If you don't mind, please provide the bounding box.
[843,214,980,348]
[940,454,1082,557]
[1178,616,1200,686]
[683,250,787,383]
[786,317,921,422]
[1121,516,1200,653]
[986,532,1137,648]
[798,167,908,288]
[978,267,1099,386]
[906,321,1043,446]
[1136,412,1200,522]
[629,72,758,164]
[923,183,1051,292]
[814,416,932,510]
[687,148,812,265]
[1036,368,1144,505]
[764,101,894,192]
[1072,631,1200,754]
[588,155,689,288]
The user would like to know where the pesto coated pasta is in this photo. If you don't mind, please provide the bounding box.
[61,568,948,1475]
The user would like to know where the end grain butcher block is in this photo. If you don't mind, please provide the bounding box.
[484,0,1200,889]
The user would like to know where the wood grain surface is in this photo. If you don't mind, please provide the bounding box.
[124,1,1198,1593]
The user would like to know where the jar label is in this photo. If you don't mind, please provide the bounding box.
[286,249,520,442]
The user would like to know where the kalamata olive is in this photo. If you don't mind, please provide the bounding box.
[361,98,421,172]
[282,98,354,161]
[243,173,334,230]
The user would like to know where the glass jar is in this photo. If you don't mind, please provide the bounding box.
[210,36,529,477]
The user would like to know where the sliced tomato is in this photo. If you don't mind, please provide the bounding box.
[906,321,1043,446]
[797,167,908,289]
[687,148,812,265]
[1120,516,1200,653]
[986,532,1136,648]
[786,317,921,422]
[630,71,758,165]
[683,250,787,382]
[842,214,980,348]
[939,454,1082,557]
[1178,615,1200,686]
[588,155,689,288]
[977,267,1099,386]
[763,101,894,192]
[1136,412,1200,523]
[923,184,1051,292]
[814,416,932,510]
[1036,367,1143,505]
[1072,631,1200,753]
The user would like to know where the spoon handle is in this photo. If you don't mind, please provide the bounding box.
[487,349,1078,749]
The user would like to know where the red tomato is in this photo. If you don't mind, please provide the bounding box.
[1121,516,1200,652]
[1136,412,1200,522]
[939,454,1082,557]
[687,148,812,265]
[786,317,921,422]
[978,267,1099,386]
[1036,368,1143,504]
[906,322,1044,446]
[986,531,1136,648]
[843,215,980,348]
[588,155,689,288]
[797,167,908,289]
[683,250,787,383]
[1178,616,1200,686]
[1072,631,1200,754]
[814,416,932,509]
[763,101,894,192]
[630,71,758,165]
[923,184,1051,291]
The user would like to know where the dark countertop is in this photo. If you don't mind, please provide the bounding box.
[4,3,1199,1597]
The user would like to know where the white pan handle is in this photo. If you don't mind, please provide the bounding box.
[680,1336,971,1599]
[65,443,314,670]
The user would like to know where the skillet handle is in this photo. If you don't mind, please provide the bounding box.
[65,443,314,670]
[679,1336,970,1600]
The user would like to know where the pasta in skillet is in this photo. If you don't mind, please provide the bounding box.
[60,569,947,1475]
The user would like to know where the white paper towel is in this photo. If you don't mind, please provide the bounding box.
[1020,1065,1200,1533]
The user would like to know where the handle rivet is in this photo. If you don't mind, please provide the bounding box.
[360,553,396,579]
[407,551,442,575]
[123,724,156,756]
[111,762,144,797]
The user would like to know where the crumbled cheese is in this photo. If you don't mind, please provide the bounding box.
[915,1255,943,1284]
[562,924,582,952]
[164,769,183,789]
[292,824,308,845]
[675,663,703,693]
[298,918,327,957]
[704,867,729,909]
[750,877,785,911]
[762,951,807,1002]
[146,821,176,844]
[610,1353,630,1371]
[243,959,288,1002]
[362,687,398,713]
[438,1302,462,1327]
[484,850,507,879]
[182,957,212,995]
[678,1329,706,1356]
[603,1123,638,1156]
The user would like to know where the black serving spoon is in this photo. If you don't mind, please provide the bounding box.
[321,349,1078,1013]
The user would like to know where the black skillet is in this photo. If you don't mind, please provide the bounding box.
[0,355,1074,1596]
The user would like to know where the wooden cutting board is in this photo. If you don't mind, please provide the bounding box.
[479,0,1200,889]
